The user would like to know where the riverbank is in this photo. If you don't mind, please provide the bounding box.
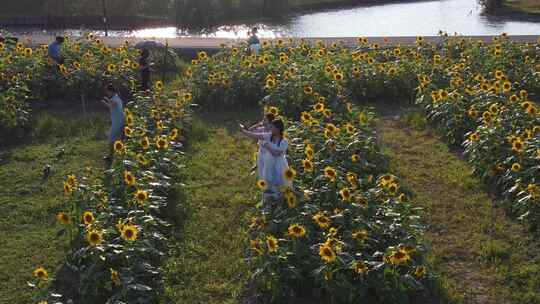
[504,0,540,14]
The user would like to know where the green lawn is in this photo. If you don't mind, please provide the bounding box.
[377,110,540,304]
[0,112,108,303]
[162,112,260,304]
[505,0,540,14]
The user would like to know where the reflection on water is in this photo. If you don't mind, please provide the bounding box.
[6,0,540,38]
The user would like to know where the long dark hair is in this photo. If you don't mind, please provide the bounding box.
[265,113,275,122]
[270,119,284,146]
[141,48,150,59]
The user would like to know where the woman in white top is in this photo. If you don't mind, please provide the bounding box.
[248,113,276,178]
[241,119,290,192]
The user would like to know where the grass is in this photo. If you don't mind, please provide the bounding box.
[162,111,260,304]
[377,109,540,304]
[0,111,109,303]
[504,0,540,14]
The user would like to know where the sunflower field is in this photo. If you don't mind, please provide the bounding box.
[10,32,540,303]
[29,86,192,303]
[186,35,540,231]
[0,35,139,142]
[246,105,431,303]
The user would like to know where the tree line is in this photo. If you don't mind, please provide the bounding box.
[1,0,291,27]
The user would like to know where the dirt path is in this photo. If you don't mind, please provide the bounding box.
[377,113,540,304]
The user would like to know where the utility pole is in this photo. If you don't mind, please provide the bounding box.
[102,0,108,37]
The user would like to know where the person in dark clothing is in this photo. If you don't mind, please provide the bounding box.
[48,36,65,64]
[139,49,151,91]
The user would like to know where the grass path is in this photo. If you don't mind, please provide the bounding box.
[377,112,540,304]
[0,134,106,303]
[163,113,259,304]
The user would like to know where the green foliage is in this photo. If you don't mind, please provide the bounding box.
[0,36,139,144]
[27,87,191,303]
[0,114,106,304]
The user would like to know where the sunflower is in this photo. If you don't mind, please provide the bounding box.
[110,268,122,286]
[265,78,276,89]
[297,159,313,173]
[314,102,325,113]
[82,211,95,225]
[351,154,360,162]
[267,106,279,116]
[114,140,125,154]
[156,136,169,149]
[345,123,355,134]
[286,192,298,208]
[66,174,77,187]
[469,132,479,142]
[123,126,133,137]
[121,224,139,241]
[198,51,208,60]
[398,193,408,203]
[250,239,264,255]
[511,163,521,172]
[87,229,103,247]
[123,170,136,186]
[134,189,149,203]
[389,249,410,265]
[256,180,268,190]
[266,235,279,253]
[346,173,357,186]
[63,181,73,196]
[304,85,313,95]
[313,212,331,229]
[288,224,306,238]
[184,92,193,102]
[333,72,344,81]
[33,267,48,279]
[154,81,164,91]
[107,63,116,73]
[319,244,336,263]
[387,182,399,195]
[512,139,524,153]
[502,81,512,93]
[24,47,33,56]
[324,166,337,181]
[526,105,537,115]
[305,147,314,160]
[353,260,368,274]
[72,61,81,70]
[339,188,351,201]
[301,112,313,123]
[346,103,353,113]
[169,128,179,140]
[57,212,71,225]
[325,123,337,133]
[415,266,427,278]
[140,137,150,150]
[352,229,368,241]
[468,110,479,118]
[185,67,193,77]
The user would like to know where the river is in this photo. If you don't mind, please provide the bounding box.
[6,0,540,38]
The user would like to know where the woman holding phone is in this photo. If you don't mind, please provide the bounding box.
[241,118,290,193]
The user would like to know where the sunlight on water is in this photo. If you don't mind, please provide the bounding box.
[7,0,540,38]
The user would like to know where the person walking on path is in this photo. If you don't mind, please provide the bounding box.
[247,27,261,54]
[48,36,65,64]
[139,48,151,91]
[102,84,125,166]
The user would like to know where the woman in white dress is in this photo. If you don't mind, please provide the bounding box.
[241,119,290,193]
[248,113,275,178]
